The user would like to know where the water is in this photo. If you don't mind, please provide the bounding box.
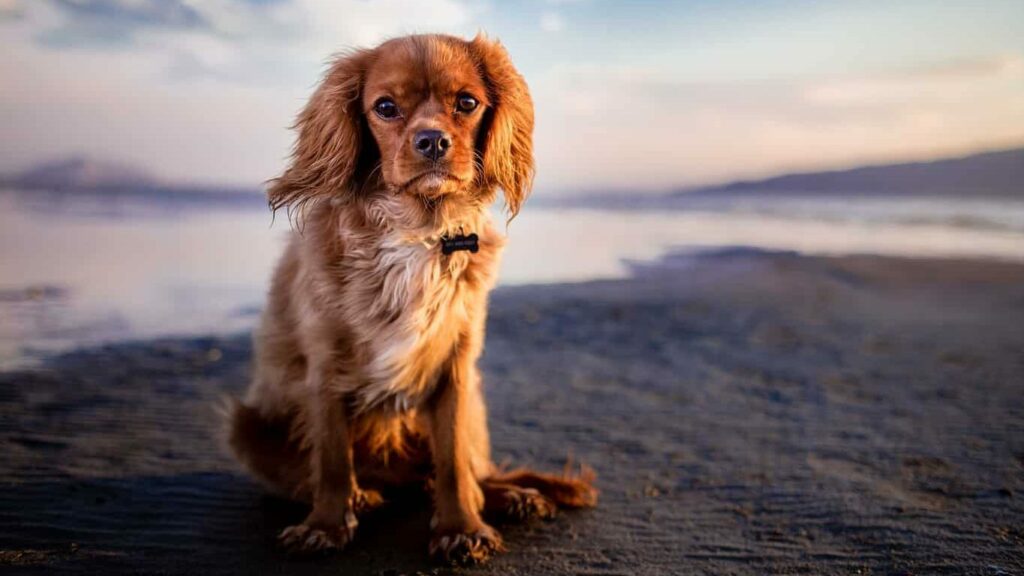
[1,190,1022,368]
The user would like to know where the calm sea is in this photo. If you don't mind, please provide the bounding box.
[1,190,1022,368]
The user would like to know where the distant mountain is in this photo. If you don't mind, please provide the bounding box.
[0,157,263,207]
[678,147,1024,199]
[9,157,158,191]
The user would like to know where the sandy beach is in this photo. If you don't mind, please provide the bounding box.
[1,248,1022,575]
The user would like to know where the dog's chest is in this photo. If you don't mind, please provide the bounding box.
[348,235,484,412]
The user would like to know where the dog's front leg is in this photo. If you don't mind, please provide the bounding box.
[278,361,358,555]
[427,349,502,564]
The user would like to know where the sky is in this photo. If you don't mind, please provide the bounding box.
[1,0,1023,194]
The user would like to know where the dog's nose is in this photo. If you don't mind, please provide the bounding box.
[413,129,451,161]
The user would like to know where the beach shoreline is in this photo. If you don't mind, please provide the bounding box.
[2,249,1023,575]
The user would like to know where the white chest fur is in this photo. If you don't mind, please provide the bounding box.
[343,227,483,414]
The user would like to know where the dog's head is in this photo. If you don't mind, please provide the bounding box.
[269,34,534,220]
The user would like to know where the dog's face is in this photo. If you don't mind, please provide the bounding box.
[269,34,534,219]
[363,38,489,199]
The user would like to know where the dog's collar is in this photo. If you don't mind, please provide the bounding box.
[440,233,479,255]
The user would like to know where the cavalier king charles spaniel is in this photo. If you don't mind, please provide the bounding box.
[228,33,596,565]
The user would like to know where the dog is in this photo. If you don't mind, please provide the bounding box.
[227,33,597,565]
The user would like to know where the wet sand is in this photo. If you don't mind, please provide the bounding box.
[1,249,1023,575]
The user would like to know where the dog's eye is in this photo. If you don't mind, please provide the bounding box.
[374,98,401,120]
[455,94,478,113]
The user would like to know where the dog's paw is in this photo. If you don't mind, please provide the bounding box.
[428,522,503,565]
[278,512,357,556]
[503,487,556,521]
[351,488,384,515]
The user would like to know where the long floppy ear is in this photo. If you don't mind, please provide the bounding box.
[268,49,373,214]
[470,34,535,219]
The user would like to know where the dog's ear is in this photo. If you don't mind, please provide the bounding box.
[471,34,535,220]
[268,49,373,214]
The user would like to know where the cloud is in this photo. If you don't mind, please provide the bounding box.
[39,0,207,46]
[21,0,474,81]
[6,0,478,88]
[2,1,1022,194]
[51,0,204,28]
[802,54,1024,107]
[540,11,563,33]
[531,55,1024,192]
[0,0,24,19]
[0,0,476,185]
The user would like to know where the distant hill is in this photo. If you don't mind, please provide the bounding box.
[0,157,263,206]
[680,147,1024,198]
[9,157,158,191]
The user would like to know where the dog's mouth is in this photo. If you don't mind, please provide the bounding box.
[399,169,467,197]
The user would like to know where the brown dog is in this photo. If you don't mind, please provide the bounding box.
[228,33,596,564]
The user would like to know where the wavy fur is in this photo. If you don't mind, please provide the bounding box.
[229,34,594,564]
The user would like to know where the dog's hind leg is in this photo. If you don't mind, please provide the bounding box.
[227,400,313,501]
[228,399,387,507]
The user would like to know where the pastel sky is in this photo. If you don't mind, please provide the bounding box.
[1,0,1023,194]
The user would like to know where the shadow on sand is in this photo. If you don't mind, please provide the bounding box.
[0,471,463,575]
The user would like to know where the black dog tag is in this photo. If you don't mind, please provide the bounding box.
[441,233,479,255]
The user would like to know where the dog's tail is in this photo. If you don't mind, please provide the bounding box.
[221,398,312,502]
[489,463,599,509]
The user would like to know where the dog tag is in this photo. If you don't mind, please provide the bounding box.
[441,233,479,255]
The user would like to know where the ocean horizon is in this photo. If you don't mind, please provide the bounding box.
[1,188,1022,368]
